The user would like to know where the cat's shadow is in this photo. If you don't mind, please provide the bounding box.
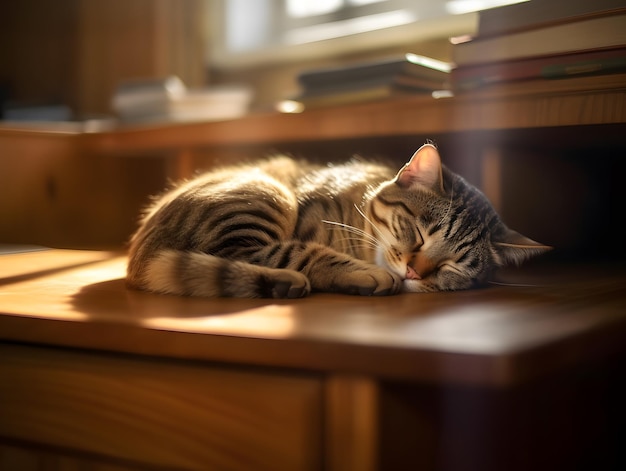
[71,278,287,322]
[71,275,500,330]
[72,264,562,328]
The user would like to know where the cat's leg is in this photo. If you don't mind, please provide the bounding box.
[222,262,311,298]
[303,247,402,295]
[137,241,399,298]
[139,249,311,298]
[248,241,402,296]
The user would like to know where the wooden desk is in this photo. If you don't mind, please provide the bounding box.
[1,74,626,469]
[1,249,625,470]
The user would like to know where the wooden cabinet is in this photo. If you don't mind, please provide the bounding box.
[0,250,625,470]
[1,344,323,471]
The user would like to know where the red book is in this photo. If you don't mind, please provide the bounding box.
[451,47,626,90]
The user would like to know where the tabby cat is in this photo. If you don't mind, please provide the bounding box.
[127,144,549,298]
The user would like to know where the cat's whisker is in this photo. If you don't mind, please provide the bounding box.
[353,204,392,249]
[331,236,378,250]
[488,280,547,288]
[322,220,383,259]
[350,243,381,251]
[322,220,380,245]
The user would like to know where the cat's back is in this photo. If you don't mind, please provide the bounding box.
[143,156,307,215]
[184,155,309,194]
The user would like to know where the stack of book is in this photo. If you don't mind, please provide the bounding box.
[112,76,253,124]
[290,54,453,108]
[450,0,626,91]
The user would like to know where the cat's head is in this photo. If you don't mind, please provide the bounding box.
[367,144,550,292]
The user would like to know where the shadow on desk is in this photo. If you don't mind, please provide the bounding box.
[72,278,283,319]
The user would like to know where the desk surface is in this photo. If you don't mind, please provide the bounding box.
[1,249,625,387]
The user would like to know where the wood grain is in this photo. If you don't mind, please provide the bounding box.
[324,375,378,471]
[0,441,146,471]
[1,250,625,386]
[0,343,323,471]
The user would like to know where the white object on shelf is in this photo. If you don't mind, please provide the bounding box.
[112,77,253,124]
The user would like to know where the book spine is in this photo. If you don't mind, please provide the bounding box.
[541,56,626,78]
[298,61,406,88]
[478,0,626,38]
[452,48,626,90]
[453,14,626,66]
[297,56,450,89]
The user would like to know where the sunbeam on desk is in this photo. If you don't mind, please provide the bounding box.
[141,306,296,338]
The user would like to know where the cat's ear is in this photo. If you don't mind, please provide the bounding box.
[396,144,444,193]
[493,227,552,266]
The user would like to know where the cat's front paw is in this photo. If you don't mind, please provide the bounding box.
[340,267,402,296]
[264,269,311,299]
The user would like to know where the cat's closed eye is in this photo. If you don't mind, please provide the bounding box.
[411,243,423,253]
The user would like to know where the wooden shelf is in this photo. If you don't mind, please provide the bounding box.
[75,73,626,154]
[2,73,625,156]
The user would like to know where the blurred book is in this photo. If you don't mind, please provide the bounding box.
[451,1,626,93]
[292,54,451,108]
[451,46,626,90]
[112,76,186,111]
[477,0,626,38]
[3,104,73,122]
[452,71,626,98]
[298,53,451,89]
[453,11,626,66]
[112,76,252,124]
[291,77,440,108]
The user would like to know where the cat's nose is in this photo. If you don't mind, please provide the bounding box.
[408,253,436,279]
[406,265,421,280]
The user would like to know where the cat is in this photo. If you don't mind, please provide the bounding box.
[126,143,550,298]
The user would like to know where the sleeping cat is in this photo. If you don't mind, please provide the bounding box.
[127,144,550,298]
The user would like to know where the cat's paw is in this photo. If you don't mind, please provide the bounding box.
[340,266,402,296]
[264,269,311,299]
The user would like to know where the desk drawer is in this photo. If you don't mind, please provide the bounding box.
[0,343,323,471]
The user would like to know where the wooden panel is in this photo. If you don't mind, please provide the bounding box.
[0,442,138,471]
[324,375,378,471]
[377,381,443,470]
[0,344,323,471]
[0,131,168,248]
[75,0,207,115]
[375,355,626,471]
[0,0,206,116]
[0,0,78,110]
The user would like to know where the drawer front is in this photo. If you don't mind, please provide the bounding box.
[0,344,323,471]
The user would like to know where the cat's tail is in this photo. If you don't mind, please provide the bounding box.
[127,249,311,298]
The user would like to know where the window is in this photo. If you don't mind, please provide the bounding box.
[210,0,529,67]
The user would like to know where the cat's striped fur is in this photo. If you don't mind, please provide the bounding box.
[127,144,550,298]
